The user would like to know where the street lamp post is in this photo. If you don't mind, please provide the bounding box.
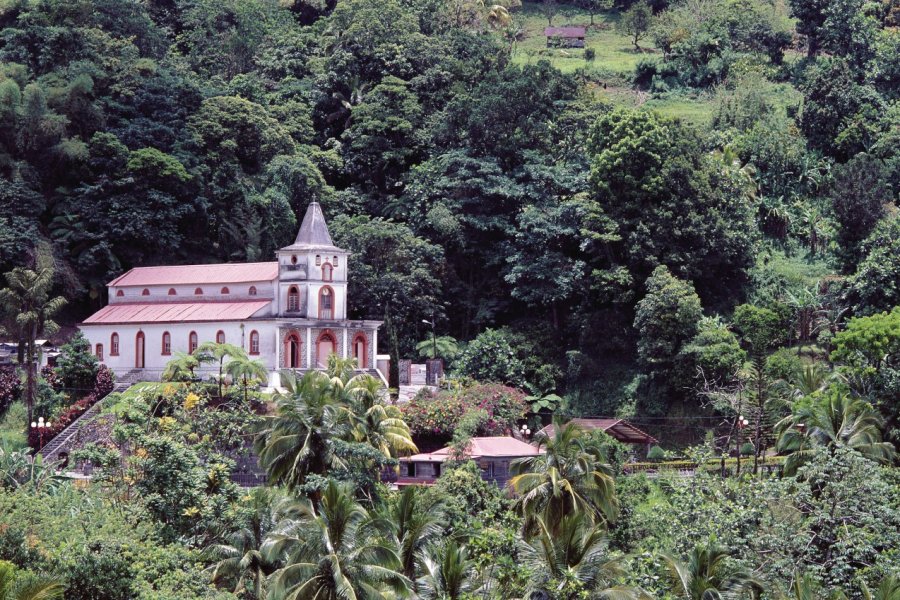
[736,414,749,475]
[421,318,437,359]
[519,423,532,439]
[30,416,52,450]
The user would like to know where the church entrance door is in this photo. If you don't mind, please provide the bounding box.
[317,333,335,368]
[285,332,301,369]
[135,331,145,368]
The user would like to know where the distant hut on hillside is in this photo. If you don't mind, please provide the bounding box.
[544,26,586,48]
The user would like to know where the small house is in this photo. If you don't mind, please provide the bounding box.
[544,26,586,48]
[397,436,543,488]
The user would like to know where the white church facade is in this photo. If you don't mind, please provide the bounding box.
[79,203,384,385]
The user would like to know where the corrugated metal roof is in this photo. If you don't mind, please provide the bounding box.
[538,418,658,444]
[108,262,279,287]
[406,437,543,462]
[82,301,271,324]
[544,26,586,37]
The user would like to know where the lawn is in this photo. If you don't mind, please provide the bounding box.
[0,402,28,451]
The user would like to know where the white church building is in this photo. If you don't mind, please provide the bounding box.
[79,203,384,386]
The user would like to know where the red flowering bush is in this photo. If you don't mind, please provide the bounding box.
[40,365,63,392]
[0,367,20,417]
[28,393,97,450]
[93,365,114,397]
[402,383,527,439]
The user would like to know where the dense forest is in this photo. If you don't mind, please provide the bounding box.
[0,0,898,598]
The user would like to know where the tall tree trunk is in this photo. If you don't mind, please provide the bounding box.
[385,305,400,403]
[25,323,37,426]
[807,34,819,58]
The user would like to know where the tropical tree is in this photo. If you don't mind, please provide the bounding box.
[415,336,459,361]
[0,251,66,425]
[378,486,444,588]
[417,540,478,600]
[343,373,417,460]
[509,418,618,532]
[254,370,350,493]
[520,511,645,600]
[662,542,764,600]
[161,351,205,382]
[262,479,411,599]
[225,354,269,404]
[861,576,900,600]
[195,341,246,398]
[776,388,896,475]
[205,488,284,599]
[0,561,63,600]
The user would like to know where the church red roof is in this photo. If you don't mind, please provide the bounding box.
[81,301,271,324]
[108,262,278,287]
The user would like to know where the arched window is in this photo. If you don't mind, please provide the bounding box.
[216,330,225,344]
[250,330,260,355]
[288,286,300,312]
[352,333,367,369]
[249,286,257,296]
[319,286,334,320]
[322,262,333,282]
[135,331,145,368]
[291,255,298,265]
[195,287,203,295]
[221,286,230,294]
[315,255,321,266]
[95,343,104,361]
[110,333,119,356]
[168,288,177,296]
[333,255,339,267]
[142,288,150,296]
[189,331,198,353]
[115,289,124,297]
[162,331,171,355]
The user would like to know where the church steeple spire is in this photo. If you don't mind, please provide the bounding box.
[294,202,334,248]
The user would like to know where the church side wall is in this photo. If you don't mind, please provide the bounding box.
[79,321,279,380]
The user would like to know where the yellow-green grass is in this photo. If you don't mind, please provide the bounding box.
[0,402,27,451]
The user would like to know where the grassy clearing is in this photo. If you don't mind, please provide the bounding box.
[763,250,836,289]
[511,2,655,77]
[0,402,27,451]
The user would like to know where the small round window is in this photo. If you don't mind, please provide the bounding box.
[291,255,298,265]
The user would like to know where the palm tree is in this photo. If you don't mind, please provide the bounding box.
[225,354,269,404]
[195,341,245,398]
[509,418,618,532]
[0,560,64,600]
[662,542,764,600]
[254,370,350,493]
[415,336,459,361]
[520,511,647,600]
[776,389,896,475]
[861,576,900,600]
[161,351,204,382]
[343,373,417,460]
[0,251,66,425]
[417,540,478,600]
[205,488,285,598]
[262,479,411,600]
[378,486,444,587]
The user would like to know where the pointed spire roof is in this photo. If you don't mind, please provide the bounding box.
[282,202,345,252]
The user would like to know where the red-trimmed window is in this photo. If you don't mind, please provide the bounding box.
[288,286,300,312]
[216,330,225,344]
[322,262,333,282]
[142,288,150,296]
[189,331,198,353]
[95,343,104,361]
[162,331,172,355]
[319,286,334,320]
[221,286,230,294]
[352,333,367,369]
[168,288,177,296]
[116,290,124,297]
[110,333,119,356]
[291,255,298,265]
[195,287,203,295]
[250,330,260,355]
[249,286,257,296]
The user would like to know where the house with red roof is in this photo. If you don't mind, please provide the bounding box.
[79,202,383,386]
[537,418,658,450]
[396,436,543,488]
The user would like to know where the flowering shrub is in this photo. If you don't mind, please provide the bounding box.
[402,383,527,440]
[93,365,115,397]
[40,365,62,392]
[0,368,21,417]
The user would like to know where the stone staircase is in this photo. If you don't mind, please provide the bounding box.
[112,368,145,392]
[38,396,109,461]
